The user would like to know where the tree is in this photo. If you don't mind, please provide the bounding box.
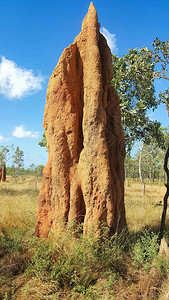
[35,165,44,177]
[0,146,10,164]
[0,144,14,165]
[0,145,14,182]
[134,132,165,194]
[29,163,35,175]
[112,38,169,153]
[38,131,47,148]
[149,37,169,242]
[12,146,24,179]
[112,47,160,152]
[153,37,169,109]
[112,38,168,196]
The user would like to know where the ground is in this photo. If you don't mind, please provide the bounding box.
[0,176,169,299]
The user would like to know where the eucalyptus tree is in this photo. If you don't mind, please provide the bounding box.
[12,146,24,179]
[38,132,47,148]
[152,37,169,108]
[149,37,169,241]
[112,47,159,152]
[112,38,169,152]
[0,145,14,181]
[0,145,13,165]
[35,165,44,177]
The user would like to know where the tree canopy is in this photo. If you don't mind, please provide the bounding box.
[112,38,169,152]
[12,146,24,178]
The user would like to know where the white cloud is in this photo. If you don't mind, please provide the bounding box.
[0,135,10,143]
[0,57,44,99]
[12,125,39,139]
[100,27,118,54]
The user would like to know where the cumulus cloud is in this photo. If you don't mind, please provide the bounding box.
[12,125,39,139]
[100,27,118,54]
[0,135,9,143]
[0,57,44,99]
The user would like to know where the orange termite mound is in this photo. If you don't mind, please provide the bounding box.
[0,163,6,182]
[35,2,126,237]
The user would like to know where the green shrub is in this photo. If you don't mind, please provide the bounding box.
[154,255,169,275]
[0,227,25,255]
[131,229,158,272]
[26,237,54,279]
[25,225,127,297]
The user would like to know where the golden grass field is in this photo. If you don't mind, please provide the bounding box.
[0,176,40,236]
[0,176,167,234]
[0,176,169,299]
[125,179,167,232]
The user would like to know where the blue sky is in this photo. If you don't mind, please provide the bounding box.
[0,0,169,168]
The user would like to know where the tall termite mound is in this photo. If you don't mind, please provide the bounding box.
[35,2,126,237]
[0,163,6,182]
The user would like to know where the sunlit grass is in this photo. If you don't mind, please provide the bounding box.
[125,179,167,233]
[0,176,169,299]
[0,176,167,237]
[0,176,42,236]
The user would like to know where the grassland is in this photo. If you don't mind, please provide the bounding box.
[0,176,169,299]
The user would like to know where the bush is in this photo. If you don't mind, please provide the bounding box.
[131,229,159,272]
[0,227,25,255]
[25,224,127,297]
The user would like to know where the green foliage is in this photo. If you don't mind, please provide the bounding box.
[38,131,47,148]
[124,127,169,184]
[25,225,127,297]
[12,146,24,179]
[0,227,25,254]
[112,47,158,152]
[6,165,44,177]
[35,164,44,177]
[153,37,169,114]
[29,163,35,174]
[131,229,158,272]
[27,237,53,279]
[153,37,169,80]
[112,38,169,153]
[0,146,10,165]
[0,145,14,167]
[154,255,169,276]
[0,208,168,299]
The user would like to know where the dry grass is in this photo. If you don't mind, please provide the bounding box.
[0,176,42,300]
[125,179,167,233]
[0,177,169,299]
[0,176,167,244]
[0,176,42,235]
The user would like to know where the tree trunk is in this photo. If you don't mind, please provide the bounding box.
[163,169,165,184]
[139,141,145,195]
[152,163,155,183]
[158,146,169,244]
[149,169,152,186]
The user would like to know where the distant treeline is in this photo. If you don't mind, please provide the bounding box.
[6,165,44,177]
